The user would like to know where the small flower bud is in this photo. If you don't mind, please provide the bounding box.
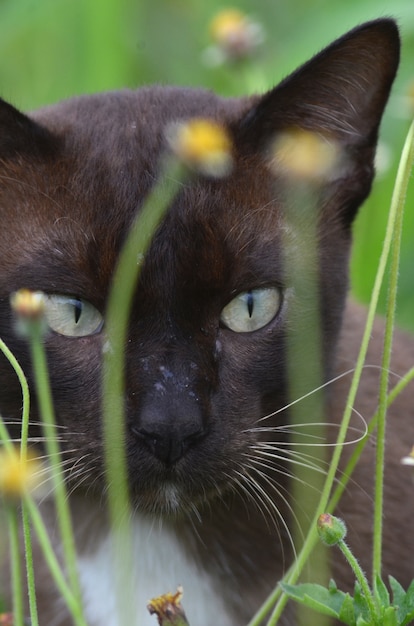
[10,289,47,338]
[166,118,233,178]
[317,513,347,546]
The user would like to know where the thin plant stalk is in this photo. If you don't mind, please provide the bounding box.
[328,365,414,513]
[283,184,329,626]
[247,120,414,626]
[8,504,24,626]
[373,118,414,581]
[0,339,39,625]
[22,503,39,626]
[23,494,80,618]
[102,157,185,623]
[28,328,87,626]
[337,538,380,622]
[0,338,30,454]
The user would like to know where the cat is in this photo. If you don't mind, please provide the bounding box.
[1,17,414,626]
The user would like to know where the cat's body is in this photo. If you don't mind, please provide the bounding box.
[0,19,413,625]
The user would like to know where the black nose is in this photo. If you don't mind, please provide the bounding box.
[132,422,206,465]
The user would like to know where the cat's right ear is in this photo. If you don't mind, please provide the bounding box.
[0,98,56,158]
[234,19,400,225]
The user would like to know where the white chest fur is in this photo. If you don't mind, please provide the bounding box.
[77,514,233,626]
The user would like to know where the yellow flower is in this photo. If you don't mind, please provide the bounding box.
[210,9,246,41]
[0,447,44,501]
[269,128,341,181]
[206,8,265,64]
[10,289,45,318]
[166,118,233,178]
[10,289,47,337]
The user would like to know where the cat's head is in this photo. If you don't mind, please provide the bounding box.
[0,20,399,515]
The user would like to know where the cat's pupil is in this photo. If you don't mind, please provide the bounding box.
[247,291,254,318]
[73,299,82,324]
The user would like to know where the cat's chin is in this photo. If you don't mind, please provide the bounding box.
[129,480,225,518]
[135,483,186,516]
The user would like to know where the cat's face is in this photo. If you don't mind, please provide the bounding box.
[0,20,399,514]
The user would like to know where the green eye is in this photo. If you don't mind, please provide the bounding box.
[220,287,282,333]
[43,295,103,337]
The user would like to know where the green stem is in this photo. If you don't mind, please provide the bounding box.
[22,502,39,626]
[29,330,86,626]
[102,157,184,622]
[0,338,30,455]
[373,118,414,580]
[265,200,379,624]
[338,539,379,622]
[8,505,25,626]
[328,366,414,513]
[23,495,80,619]
[0,340,38,625]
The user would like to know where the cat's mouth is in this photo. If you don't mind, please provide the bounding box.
[136,482,188,515]
[127,465,230,517]
[128,482,197,516]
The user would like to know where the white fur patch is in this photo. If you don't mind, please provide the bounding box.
[77,513,233,626]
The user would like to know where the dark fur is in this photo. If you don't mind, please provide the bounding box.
[0,19,413,625]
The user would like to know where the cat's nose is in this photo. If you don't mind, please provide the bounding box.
[131,421,206,465]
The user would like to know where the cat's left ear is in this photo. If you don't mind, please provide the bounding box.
[0,98,56,158]
[236,19,400,222]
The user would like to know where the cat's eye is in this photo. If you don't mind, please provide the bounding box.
[220,287,282,333]
[43,295,103,337]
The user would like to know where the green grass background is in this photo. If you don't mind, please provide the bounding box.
[0,0,413,330]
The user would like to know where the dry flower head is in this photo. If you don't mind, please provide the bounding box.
[147,586,188,625]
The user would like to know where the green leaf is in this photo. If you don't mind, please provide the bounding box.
[388,576,414,626]
[352,582,370,622]
[338,593,357,625]
[382,606,399,626]
[280,582,354,623]
[375,575,390,608]
[389,576,406,609]
[401,610,414,626]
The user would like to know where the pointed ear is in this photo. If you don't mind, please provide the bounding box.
[0,98,56,158]
[240,19,400,149]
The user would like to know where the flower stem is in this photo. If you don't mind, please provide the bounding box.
[23,495,80,619]
[28,329,87,626]
[0,338,30,455]
[102,157,185,622]
[328,366,414,513]
[22,502,39,626]
[8,505,25,626]
[373,118,414,581]
[338,539,379,622]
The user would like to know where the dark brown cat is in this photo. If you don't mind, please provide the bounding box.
[0,19,413,626]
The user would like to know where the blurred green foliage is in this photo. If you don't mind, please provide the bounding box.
[0,0,413,329]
